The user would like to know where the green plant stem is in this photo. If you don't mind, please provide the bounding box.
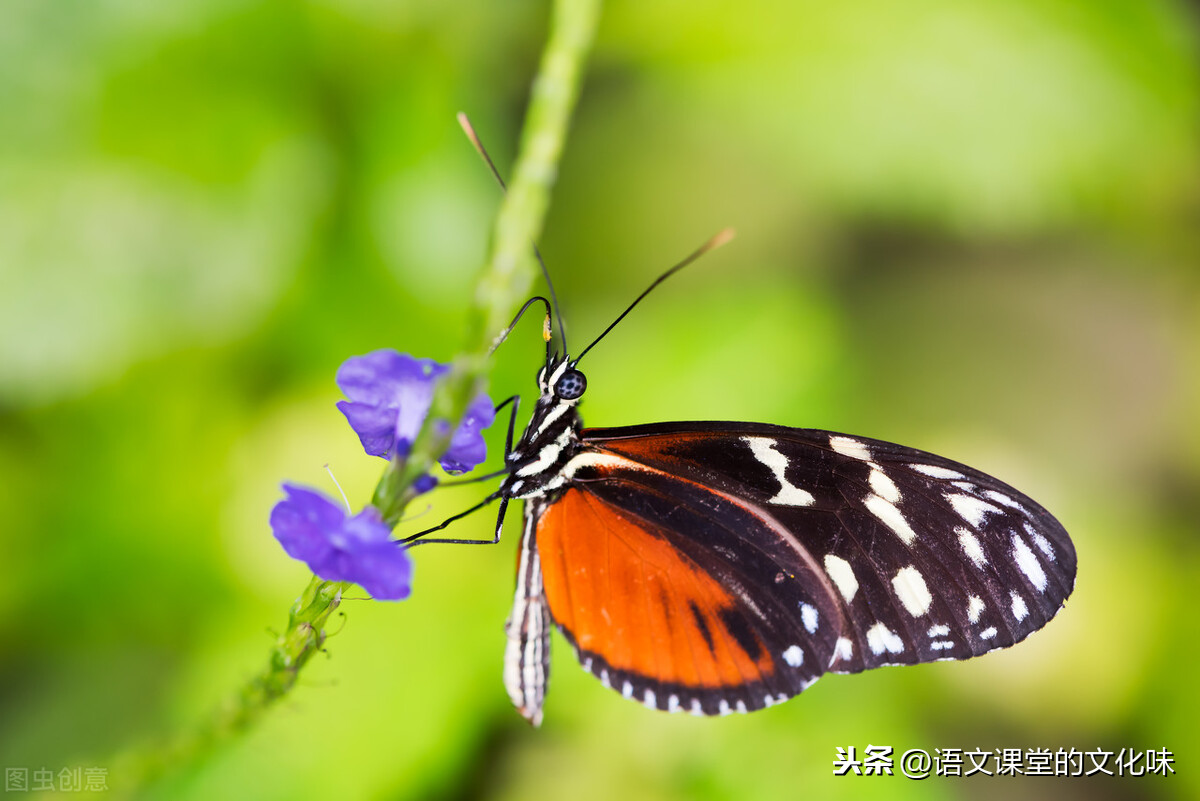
[109,0,601,794]
[227,576,349,724]
[389,0,601,523]
[195,576,350,739]
[106,577,348,797]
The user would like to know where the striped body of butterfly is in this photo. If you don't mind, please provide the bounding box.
[495,355,1076,725]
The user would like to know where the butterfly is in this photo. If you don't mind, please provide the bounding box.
[407,231,1076,728]
[420,119,1076,725]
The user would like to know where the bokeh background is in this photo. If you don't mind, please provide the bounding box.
[2,1,1197,799]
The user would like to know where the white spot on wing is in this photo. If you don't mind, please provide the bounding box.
[892,566,933,617]
[824,554,859,603]
[1010,591,1029,622]
[830,435,872,461]
[622,680,634,699]
[562,451,645,480]
[980,626,998,640]
[947,493,1003,528]
[930,640,955,651]
[782,645,804,667]
[984,489,1026,512]
[967,595,985,623]
[865,494,917,545]
[958,527,987,568]
[743,437,816,506]
[869,468,901,503]
[835,637,854,661]
[1012,534,1048,592]
[928,624,950,637]
[689,698,704,716]
[668,694,681,713]
[735,700,748,714]
[644,689,657,709]
[800,603,819,634]
[910,463,965,480]
[718,699,732,716]
[1027,524,1056,561]
[866,622,905,655]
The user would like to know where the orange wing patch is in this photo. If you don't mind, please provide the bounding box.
[537,487,778,692]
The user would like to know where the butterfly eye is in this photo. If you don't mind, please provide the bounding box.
[554,369,587,400]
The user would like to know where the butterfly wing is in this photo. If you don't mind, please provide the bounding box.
[533,468,842,716]
[527,422,1075,716]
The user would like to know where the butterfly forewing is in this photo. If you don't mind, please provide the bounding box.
[578,423,1076,676]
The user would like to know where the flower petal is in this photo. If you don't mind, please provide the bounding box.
[338,541,413,601]
[269,486,410,600]
[336,350,446,407]
[440,393,497,474]
[391,375,437,452]
[269,484,342,564]
[335,349,496,491]
[336,400,400,458]
[339,504,394,547]
[337,350,446,460]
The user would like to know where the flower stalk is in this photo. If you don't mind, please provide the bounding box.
[232,576,347,721]
[398,0,601,500]
[111,0,601,793]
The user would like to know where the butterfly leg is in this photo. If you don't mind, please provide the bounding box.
[397,394,525,546]
[398,492,505,546]
[496,393,521,457]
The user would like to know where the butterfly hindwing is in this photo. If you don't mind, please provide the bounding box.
[575,422,1076,676]
[534,463,842,715]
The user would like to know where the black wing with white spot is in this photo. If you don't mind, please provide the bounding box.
[533,463,841,716]
[581,422,1077,677]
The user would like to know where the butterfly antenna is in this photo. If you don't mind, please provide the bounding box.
[458,112,568,356]
[574,228,736,364]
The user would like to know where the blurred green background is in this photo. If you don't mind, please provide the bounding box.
[1,1,1197,799]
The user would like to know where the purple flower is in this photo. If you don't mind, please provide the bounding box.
[270,484,412,601]
[335,350,495,487]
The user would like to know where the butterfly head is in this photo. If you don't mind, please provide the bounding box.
[538,355,587,403]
